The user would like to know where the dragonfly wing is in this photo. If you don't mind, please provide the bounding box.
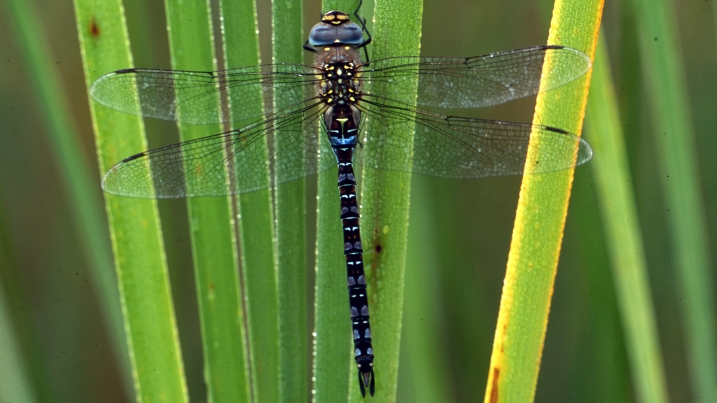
[102,99,335,198]
[354,97,592,178]
[90,64,317,124]
[363,46,591,109]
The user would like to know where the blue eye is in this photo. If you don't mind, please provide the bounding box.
[309,21,364,46]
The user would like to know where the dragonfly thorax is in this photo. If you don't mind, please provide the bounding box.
[318,59,362,106]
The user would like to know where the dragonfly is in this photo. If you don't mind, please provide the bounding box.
[90,5,592,398]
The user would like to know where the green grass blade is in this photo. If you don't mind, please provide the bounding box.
[313,0,423,400]
[5,0,131,395]
[217,0,280,402]
[74,0,188,401]
[586,35,669,403]
[353,0,423,401]
[0,273,37,403]
[398,177,453,402]
[220,1,281,400]
[628,0,717,399]
[163,1,258,402]
[483,1,602,401]
[0,213,50,403]
[271,0,309,401]
[315,167,350,403]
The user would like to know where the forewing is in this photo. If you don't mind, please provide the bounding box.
[363,46,591,109]
[90,64,317,124]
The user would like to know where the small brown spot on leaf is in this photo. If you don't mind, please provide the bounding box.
[90,18,100,38]
[490,367,500,403]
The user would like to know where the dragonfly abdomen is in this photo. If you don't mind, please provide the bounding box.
[337,147,375,397]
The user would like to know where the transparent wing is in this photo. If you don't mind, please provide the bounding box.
[90,63,318,124]
[363,46,591,109]
[101,99,336,198]
[354,95,592,178]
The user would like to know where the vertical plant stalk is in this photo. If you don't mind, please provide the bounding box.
[164,0,275,402]
[483,1,603,402]
[314,168,351,402]
[271,0,309,401]
[353,0,423,401]
[586,35,669,403]
[0,268,37,402]
[629,0,717,399]
[399,178,453,402]
[7,0,131,398]
[74,0,188,401]
[5,0,127,385]
[219,0,280,402]
[313,0,421,400]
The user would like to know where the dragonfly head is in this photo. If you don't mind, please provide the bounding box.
[309,11,364,47]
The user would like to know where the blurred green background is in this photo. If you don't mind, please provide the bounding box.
[1,0,715,402]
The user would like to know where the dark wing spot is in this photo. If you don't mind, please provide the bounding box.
[121,152,146,163]
[115,68,138,75]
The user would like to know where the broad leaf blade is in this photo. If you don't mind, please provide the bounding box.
[74,0,188,401]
